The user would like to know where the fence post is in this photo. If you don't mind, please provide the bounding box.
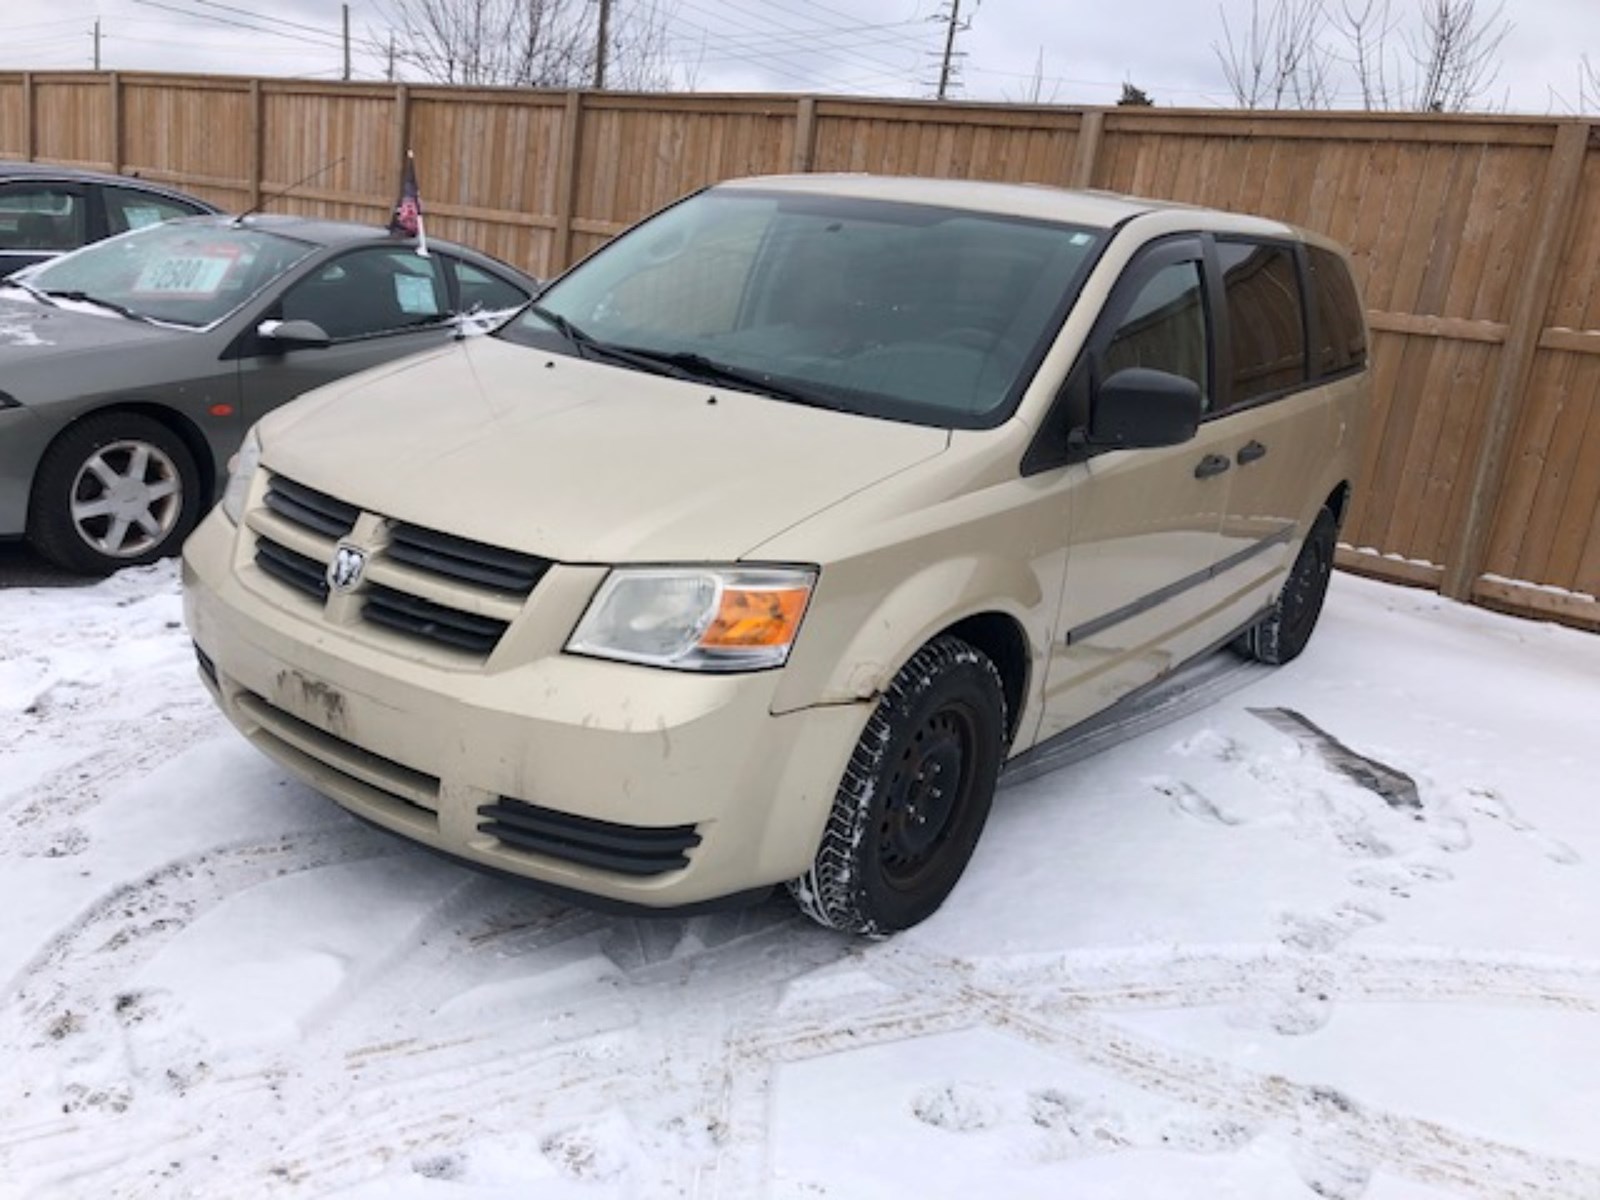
[1070,108,1103,188]
[248,78,263,212]
[553,90,586,274]
[107,72,121,172]
[22,72,34,161]
[793,96,817,174]
[1440,120,1592,601]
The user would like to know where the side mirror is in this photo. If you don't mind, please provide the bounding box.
[1087,367,1203,450]
[257,318,331,350]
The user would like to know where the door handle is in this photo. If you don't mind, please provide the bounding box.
[1237,439,1268,465]
[1194,453,1232,480]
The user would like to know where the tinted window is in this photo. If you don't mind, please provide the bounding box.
[280,248,447,341]
[454,259,529,314]
[0,184,87,252]
[1307,244,1366,377]
[1104,260,1210,406]
[1217,241,1306,406]
[103,185,208,235]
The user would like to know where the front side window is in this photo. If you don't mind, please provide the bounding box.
[0,184,87,252]
[279,248,447,341]
[1103,259,1210,404]
[23,221,315,327]
[502,189,1108,428]
[1217,240,1306,406]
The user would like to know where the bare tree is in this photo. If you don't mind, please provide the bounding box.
[376,0,675,90]
[1405,0,1509,111]
[1216,0,1512,112]
[1215,0,1335,109]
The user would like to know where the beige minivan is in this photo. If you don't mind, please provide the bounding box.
[183,175,1368,935]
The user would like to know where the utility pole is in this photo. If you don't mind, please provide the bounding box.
[593,0,611,90]
[935,0,969,101]
[93,18,101,70]
[342,4,351,82]
[386,32,396,82]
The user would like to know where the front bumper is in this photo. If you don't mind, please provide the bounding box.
[0,405,51,538]
[182,509,868,908]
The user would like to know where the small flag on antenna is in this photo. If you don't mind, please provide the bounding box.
[388,149,428,257]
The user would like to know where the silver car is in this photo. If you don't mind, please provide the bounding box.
[0,215,537,574]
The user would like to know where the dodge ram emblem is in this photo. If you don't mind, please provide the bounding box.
[327,544,368,593]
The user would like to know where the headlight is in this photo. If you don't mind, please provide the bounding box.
[220,426,263,524]
[567,566,817,672]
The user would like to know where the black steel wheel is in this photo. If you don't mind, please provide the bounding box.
[1236,505,1338,666]
[790,635,1007,936]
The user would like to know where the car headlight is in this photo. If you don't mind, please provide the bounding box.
[220,426,263,524]
[567,567,816,672]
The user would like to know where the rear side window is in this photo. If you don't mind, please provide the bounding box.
[1307,244,1366,377]
[103,185,208,234]
[1217,240,1306,406]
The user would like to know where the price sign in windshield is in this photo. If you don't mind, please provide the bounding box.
[132,249,239,297]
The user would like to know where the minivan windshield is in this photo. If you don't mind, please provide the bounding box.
[20,221,316,329]
[501,189,1108,427]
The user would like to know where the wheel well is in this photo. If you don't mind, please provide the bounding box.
[1324,482,1352,533]
[46,404,219,510]
[941,612,1030,745]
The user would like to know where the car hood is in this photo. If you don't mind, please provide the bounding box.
[0,295,180,362]
[260,337,950,563]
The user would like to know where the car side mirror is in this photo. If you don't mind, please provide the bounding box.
[1086,367,1203,450]
[257,318,331,350]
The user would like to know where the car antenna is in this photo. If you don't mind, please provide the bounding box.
[231,157,348,226]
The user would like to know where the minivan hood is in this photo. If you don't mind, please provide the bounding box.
[261,337,950,563]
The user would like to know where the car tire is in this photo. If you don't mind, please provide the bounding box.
[27,412,202,576]
[1235,505,1337,666]
[789,635,1007,936]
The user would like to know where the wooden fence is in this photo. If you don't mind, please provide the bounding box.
[2,72,1597,631]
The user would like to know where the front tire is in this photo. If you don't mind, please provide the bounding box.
[1236,506,1337,666]
[790,636,1007,936]
[27,412,202,576]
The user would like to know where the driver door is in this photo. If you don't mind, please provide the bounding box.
[236,246,458,421]
[1036,236,1241,742]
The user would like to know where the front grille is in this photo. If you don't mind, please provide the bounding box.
[263,475,359,539]
[363,583,509,655]
[249,473,542,659]
[478,798,702,876]
[255,538,329,599]
[388,523,549,594]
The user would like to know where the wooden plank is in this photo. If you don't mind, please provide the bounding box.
[23,72,33,160]
[107,73,121,172]
[552,90,584,274]
[1470,575,1600,631]
[1539,328,1600,356]
[1334,545,1444,588]
[1069,110,1102,188]
[1442,121,1594,599]
[1364,311,1508,343]
[793,96,816,174]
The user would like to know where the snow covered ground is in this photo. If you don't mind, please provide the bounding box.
[1,564,1597,1199]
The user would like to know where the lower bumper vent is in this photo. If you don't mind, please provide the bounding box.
[477,798,701,876]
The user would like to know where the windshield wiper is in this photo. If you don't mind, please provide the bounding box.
[608,346,848,410]
[527,303,599,356]
[42,290,153,324]
[0,277,58,307]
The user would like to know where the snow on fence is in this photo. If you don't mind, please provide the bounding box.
[1,72,1596,631]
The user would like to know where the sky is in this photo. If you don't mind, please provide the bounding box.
[5,0,1600,115]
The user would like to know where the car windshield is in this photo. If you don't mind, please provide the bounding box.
[21,221,317,328]
[500,189,1108,428]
